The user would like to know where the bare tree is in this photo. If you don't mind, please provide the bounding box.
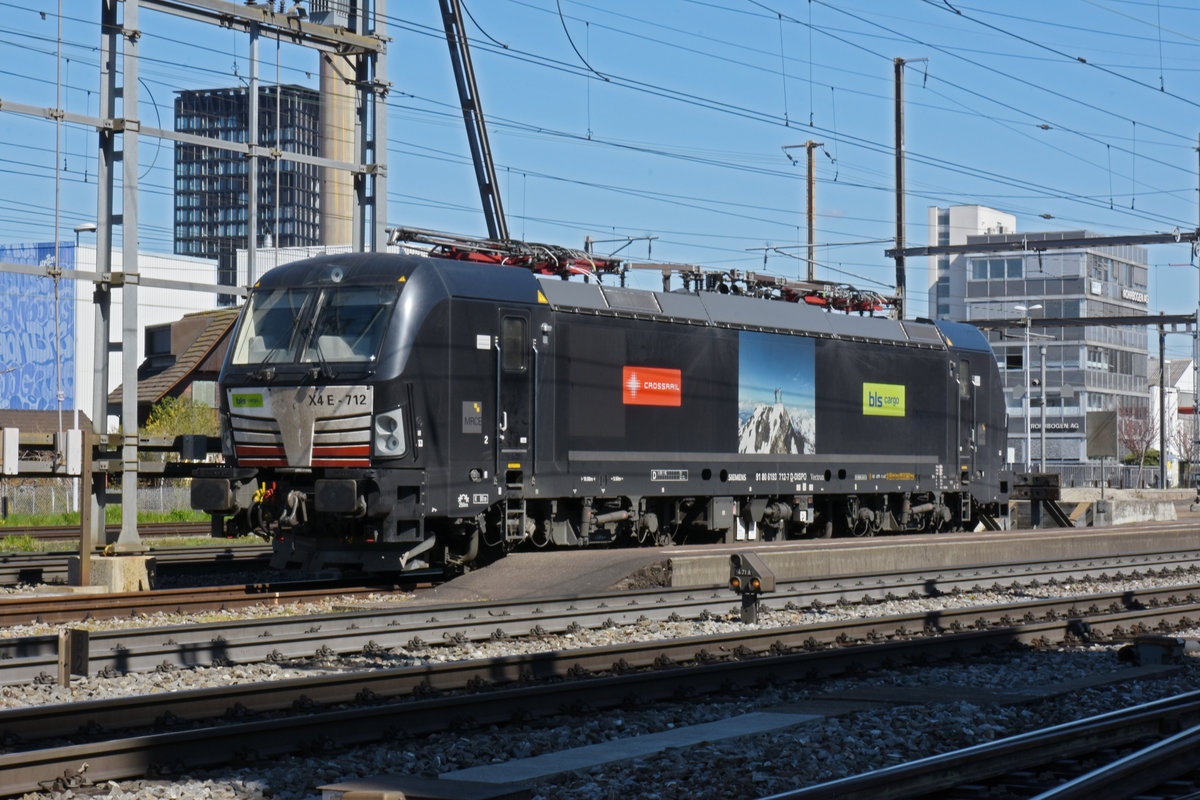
[1172,420,1199,488]
[1118,404,1158,488]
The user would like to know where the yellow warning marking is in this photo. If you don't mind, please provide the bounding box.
[537,290,548,304]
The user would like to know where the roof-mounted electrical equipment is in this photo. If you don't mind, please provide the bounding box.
[386,227,895,315]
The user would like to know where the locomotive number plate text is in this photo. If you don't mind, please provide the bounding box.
[307,390,370,407]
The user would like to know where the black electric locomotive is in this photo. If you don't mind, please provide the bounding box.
[192,238,1010,572]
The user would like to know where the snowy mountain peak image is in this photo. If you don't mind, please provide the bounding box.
[737,331,817,455]
[738,401,806,454]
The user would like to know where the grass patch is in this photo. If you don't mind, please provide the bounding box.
[0,508,210,528]
[0,508,249,551]
[0,534,37,552]
[142,535,264,548]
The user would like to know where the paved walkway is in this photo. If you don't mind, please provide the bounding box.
[442,711,821,785]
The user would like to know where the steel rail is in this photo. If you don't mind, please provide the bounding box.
[0,604,1190,796]
[0,544,271,585]
[0,578,423,628]
[1,562,1197,684]
[0,521,213,541]
[760,691,1200,800]
[1032,720,1200,800]
[0,592,1194,743]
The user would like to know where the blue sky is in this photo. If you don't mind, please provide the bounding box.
[2,1,1200,353]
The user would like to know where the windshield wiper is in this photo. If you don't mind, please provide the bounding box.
[307,328,338,382]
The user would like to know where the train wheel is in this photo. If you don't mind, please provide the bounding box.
[446,519,482,566]
[814,516,833,538]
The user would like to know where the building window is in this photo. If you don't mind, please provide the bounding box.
[146,325,171,356]
[1087,347,1112,372]
[969,257,1024,280]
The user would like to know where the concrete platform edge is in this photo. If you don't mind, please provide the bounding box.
[668,527,1200,588]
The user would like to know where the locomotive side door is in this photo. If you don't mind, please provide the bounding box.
[957,356,977,499]
[496,310,533,480]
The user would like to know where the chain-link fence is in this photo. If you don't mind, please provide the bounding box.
[1050,463,1165,489]
[0,479,193,518]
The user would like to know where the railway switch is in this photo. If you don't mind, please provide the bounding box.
[729,552,775,624]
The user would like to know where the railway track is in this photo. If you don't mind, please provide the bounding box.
[768,690,1200,799]
[0,577,433,628]
[0,521,212,542]
[0,543,271,585]
[3,537,1200,796]
[1,591,1196,796]
[0,550,1196,683]
[3,533,1186,590]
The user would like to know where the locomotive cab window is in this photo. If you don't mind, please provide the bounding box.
[231,284,401,366]
[501,317,527,372]
[231,287,313,365]
[302,285,399,363]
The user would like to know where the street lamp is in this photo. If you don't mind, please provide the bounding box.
[71,223,98,430]
[74,222,97,266]
[70,222,98,515]
[1015,304,1042,472]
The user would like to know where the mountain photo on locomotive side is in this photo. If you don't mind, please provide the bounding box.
[737,331,816,456]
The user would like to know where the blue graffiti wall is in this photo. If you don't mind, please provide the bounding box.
[0,242,76,410]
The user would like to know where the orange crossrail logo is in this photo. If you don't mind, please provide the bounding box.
[623,366,682,406]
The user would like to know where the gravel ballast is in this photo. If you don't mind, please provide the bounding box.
[9,571,1200,800]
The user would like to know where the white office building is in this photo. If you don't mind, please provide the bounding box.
[928,206,1150,471]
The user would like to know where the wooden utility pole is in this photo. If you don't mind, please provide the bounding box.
[783,141,823,282]
[893,57,908,320]
[804,140,822,282]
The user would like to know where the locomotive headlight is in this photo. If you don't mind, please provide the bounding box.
[373,408,407,457]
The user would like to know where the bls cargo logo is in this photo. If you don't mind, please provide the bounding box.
[231,392,264,408]
[862,382,905,417]
[623,366,682,406]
